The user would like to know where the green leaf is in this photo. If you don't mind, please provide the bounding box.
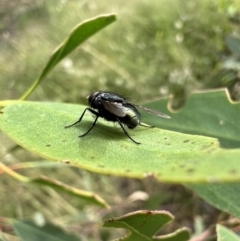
[217,224,240,241]
[186,183,240,218]
[103,210,190,241]
[142,89,240,148]
[1,98,240,183]
[0,162,109,208]
[20,14,116,100]
[225,36,240,55]
[136,88,240,216]
[13,220,82,241]
[31,176,110,208]
[7,160,68,171]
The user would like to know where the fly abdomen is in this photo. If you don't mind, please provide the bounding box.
[127,116,140,129]
[122,107,140,129]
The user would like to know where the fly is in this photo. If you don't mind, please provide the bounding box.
[65,91,170,144]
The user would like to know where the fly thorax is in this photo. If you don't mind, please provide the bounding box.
[89,94,102,109]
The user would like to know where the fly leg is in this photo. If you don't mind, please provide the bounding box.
[65,108,100,137]
[65,108,98,128]
[116,117,141,144]
[79,115,99,137]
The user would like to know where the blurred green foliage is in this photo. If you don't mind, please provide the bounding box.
[1,0,240,104]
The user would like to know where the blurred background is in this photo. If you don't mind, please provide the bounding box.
[1,0,240,105]
[1,0,240,240]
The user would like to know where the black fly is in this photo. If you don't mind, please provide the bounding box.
[65,91,170,144]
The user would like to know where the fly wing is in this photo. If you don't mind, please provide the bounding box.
[135,104,171,119]
[102,101,127,117]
